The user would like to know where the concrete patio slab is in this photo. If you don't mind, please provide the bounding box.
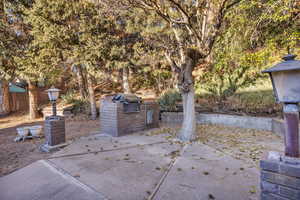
[1,131,264,200]
[0,160,107,200]
[154,143,259,200]
[49,142,182,200]
[51,133,171,158]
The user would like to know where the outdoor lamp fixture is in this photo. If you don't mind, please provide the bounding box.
[262,54,300,157]
[45,86,61,117]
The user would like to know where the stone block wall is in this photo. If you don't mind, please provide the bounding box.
[161,112,274,131]
[44,116,66,146]
[261,155,300,200]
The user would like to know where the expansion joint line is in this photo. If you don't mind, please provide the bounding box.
[147,144,189,200]
[47,141,167,160]
[42,159,109,199]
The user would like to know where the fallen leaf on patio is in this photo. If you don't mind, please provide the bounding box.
[249,186,256,194]
[203,171,209,175]
[208,194,215,199]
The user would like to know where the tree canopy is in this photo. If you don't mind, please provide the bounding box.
[0,0,299,139]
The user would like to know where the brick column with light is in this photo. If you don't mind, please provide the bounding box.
[44,116,65,146]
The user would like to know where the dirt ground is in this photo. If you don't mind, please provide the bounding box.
[0,113,100,177]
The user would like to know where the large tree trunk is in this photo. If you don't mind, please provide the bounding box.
[86,72,97,120]
[1,80,11,114]
[167,28,199,141]
[179,87,196,141]
[177,53,197,141]
[28,81,39,119]
[122,66,131,94]
[75,64,88,99]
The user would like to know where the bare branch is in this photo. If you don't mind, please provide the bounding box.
[165,51,181,73]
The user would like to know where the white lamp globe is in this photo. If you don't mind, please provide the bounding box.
[46,86,61,101]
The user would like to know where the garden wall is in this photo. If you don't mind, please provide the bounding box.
[161,112,285,137]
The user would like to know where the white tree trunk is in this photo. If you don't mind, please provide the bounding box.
[176,49,200,141]
[179,87,196,141]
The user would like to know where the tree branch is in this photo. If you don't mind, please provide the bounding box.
[165,51,181,73]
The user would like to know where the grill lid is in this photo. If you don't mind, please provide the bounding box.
[112,93,141,104]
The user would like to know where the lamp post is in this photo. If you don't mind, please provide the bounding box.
[262,54,300,157]
[40,86,66,152]
[45,86,60,117]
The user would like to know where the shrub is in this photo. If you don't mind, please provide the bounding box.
[196,45,271,103]
[60,91,77,104]
[60,91,90,114]
[158,89,182,111]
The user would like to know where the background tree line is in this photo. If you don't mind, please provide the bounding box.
[0,0,299,141]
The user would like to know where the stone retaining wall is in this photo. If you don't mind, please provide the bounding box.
[161,112,285,137]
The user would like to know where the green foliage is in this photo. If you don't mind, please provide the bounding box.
[60,91,90,114]
[197,48,271,101]
[158,89,182,111]
[1,0,299,117]
[71,99,90,114]
[195,85,280,115]
[234,90,277,113]
[196,0,299,102]
[60,91,78,105]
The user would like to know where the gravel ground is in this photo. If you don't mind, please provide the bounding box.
[0,114,100,177]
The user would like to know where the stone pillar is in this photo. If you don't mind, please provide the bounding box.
[40,116,66,152]
[260,152,300,200]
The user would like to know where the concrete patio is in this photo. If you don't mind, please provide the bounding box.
[0,133,259,200]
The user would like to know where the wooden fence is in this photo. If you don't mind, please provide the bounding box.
[8,89,49,113]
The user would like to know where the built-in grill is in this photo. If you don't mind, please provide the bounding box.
[100,94,159,137]
[112,94,141,113]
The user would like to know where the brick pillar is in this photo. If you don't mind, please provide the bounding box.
[260,152,300,200]
[44,116,65,146]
